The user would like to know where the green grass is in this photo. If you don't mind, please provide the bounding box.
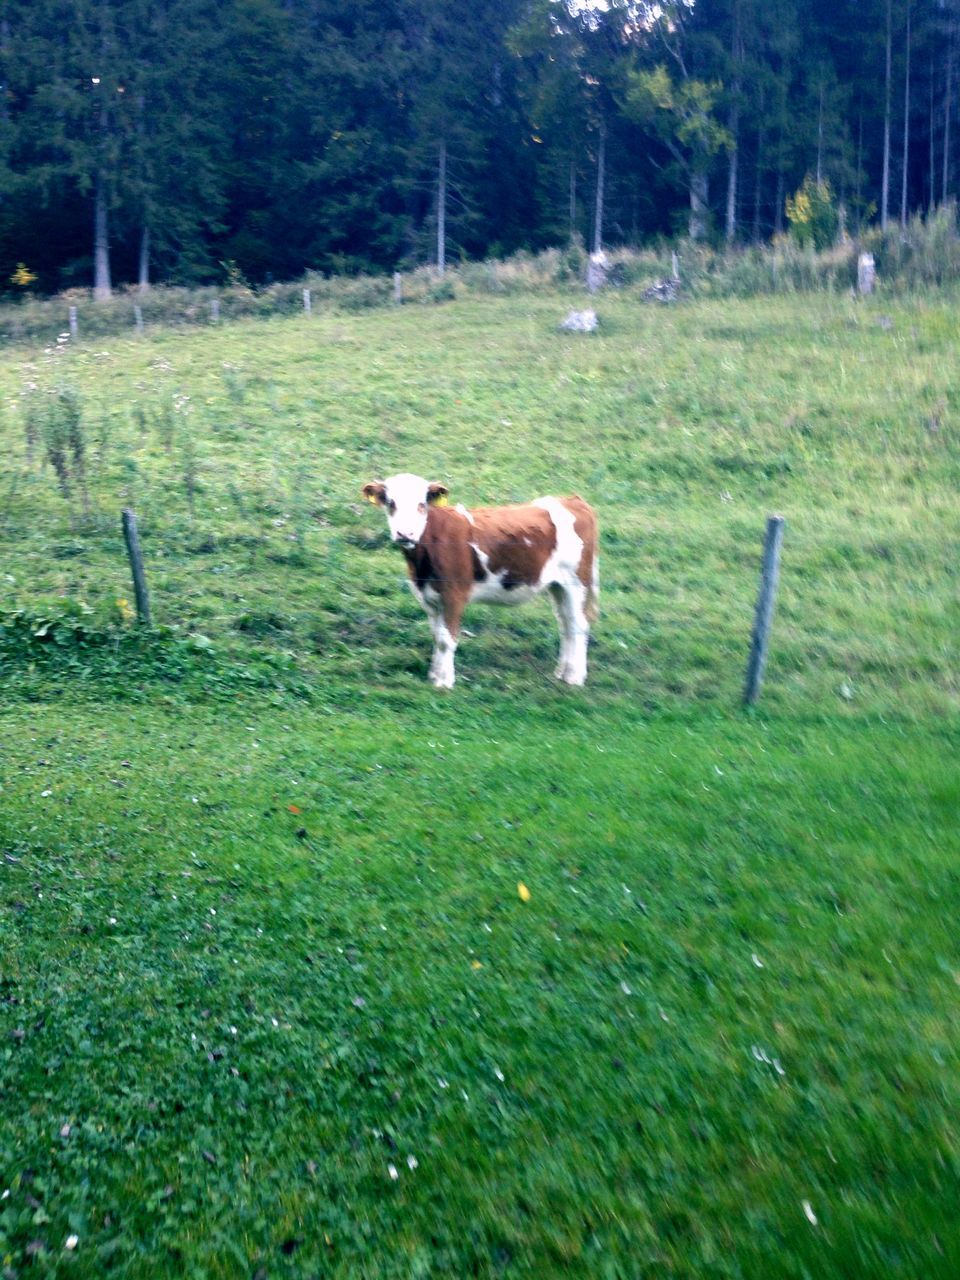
[1,290,959,1277]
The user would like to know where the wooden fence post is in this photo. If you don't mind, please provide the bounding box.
[743,515,785,706]
[134,304,144,333]
[69,306,78,340]
[210,297,220,323]
[121,508,151,626]
[393,271,403,305]
[302,287,312,314]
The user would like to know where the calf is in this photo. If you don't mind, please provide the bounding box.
[362,473,598,689]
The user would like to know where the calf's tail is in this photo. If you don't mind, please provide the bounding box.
[585,550,600,622]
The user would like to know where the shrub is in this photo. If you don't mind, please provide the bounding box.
[0,598,103,655]
[2,208,960,350]
[423,277,456,304]
[862,203,960,288]
[786,177,840,251]
[558,235,587,283]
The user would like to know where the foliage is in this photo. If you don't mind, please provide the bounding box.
[625,65,732,169]
[5,211,960,353]
[786,176,840,251]
[422,276,456,304]
[0,598,311,698]
[0,0,955,288]
[0,596,101,653]
[9,262,37,289]
[862,201,960,287]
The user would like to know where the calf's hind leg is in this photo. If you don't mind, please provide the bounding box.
[548,584,572,681]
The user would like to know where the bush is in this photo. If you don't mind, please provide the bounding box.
[786,176,840,251]
[422,277,456,304]
[2,207,960,349]
[558,236,587,283]
[861,203,960,288]
[0,598,110,656]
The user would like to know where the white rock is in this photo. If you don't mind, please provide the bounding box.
[560,309,598,333]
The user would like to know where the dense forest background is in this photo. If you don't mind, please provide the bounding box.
[0,0,955,296]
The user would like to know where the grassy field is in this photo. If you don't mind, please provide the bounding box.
[1,289,958,1278]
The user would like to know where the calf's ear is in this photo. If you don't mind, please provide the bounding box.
[426,483,449,507]
[362,481,387,505]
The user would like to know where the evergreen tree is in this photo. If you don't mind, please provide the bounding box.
[1,0,958,292]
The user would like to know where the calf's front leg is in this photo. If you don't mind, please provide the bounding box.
[425,595,463,689]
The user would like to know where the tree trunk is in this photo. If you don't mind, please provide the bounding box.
[92,79,111,302]
[136,90,150,290]
[901,0,911,226]
[943,24,954,204]
[592,120,605,254]
[0,17,9,128]
[569,157,577,241]
[437,138,446,275]
[752,113,764,242]
[929,72,936,210]
[725,133,740,244]
[725,0,742,244]
[773,116,785,236]
[774,166,784,236]
[690,169,709,241]
[816,82,824,185]
[138,222,150,292]
[93,166,111,301]
[881,0,892,230]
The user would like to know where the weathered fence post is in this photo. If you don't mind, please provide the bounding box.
[121,508,151,626]
[857,252,876,295]
[302,287,312,314]
[393,272,403,305]
[134,304,144,333]
[69,306,78,340]
[586,251,608,294]
[671,250,680,283]
[743,515,785,706]
[210,297,220,323]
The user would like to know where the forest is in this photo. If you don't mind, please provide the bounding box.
[0,0,953,295]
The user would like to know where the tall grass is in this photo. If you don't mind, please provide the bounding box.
[4,205,960,349]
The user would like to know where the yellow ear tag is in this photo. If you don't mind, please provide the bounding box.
[365,491,380,505]
[434,495,449,508]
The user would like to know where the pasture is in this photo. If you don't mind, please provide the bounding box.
[1,289,958,1278]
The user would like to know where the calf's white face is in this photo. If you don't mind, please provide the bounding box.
[362,472,448,548]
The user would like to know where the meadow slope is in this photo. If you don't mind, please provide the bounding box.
[1,290,958,1278]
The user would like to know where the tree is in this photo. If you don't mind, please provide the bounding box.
[625,63,731,239]
[882,0,892,228]
[724,0,745,242]
[510,0,596,244]
[901,0,912,226]
[123,0,231,287]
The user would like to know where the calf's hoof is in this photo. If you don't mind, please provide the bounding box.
[558,668,587,686]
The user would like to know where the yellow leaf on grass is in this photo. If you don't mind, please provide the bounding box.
[517,882,531,902]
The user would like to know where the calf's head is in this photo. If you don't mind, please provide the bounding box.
[362,473,449,548]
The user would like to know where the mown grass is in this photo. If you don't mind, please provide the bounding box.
[1,290,959,1278]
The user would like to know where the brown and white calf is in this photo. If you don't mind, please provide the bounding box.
[362,473,598,688]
